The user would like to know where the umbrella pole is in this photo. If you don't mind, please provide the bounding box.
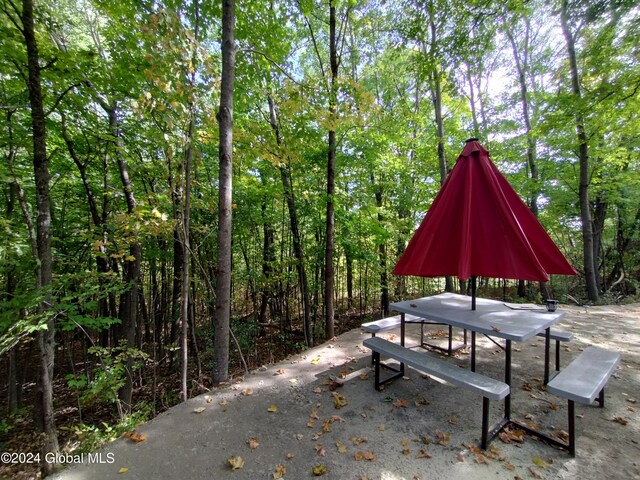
[471,276,477,310]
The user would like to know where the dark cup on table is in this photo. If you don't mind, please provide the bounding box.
[545,299,559,312]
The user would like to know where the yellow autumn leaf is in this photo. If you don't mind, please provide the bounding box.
[118,467,128,474]
[273,464,286,479]
[228,456,245,470]
[267,404,278,413]
[312,464,327,476]
[311,356,321,365]
[193,407,206,413]
[532,456,549,468]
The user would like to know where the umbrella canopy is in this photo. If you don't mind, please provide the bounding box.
[393,139,576,282]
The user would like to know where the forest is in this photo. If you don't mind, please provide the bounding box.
[0,0,638,476]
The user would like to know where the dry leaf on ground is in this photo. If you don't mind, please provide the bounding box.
[228,456,245,470]
[247,437,259,449]
[123,431,147,443]
[312,464,327,476]
[272,464,286,479]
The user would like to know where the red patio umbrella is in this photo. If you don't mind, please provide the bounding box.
[393,138,576,307]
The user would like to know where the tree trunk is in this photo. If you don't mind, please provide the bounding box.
[372,173,389,316]
[428,10,452,293]
[21,0,60,472]
[560,0,599,302]
[267,96,312,346]
[213,0,236,385]
[324,0,339,340]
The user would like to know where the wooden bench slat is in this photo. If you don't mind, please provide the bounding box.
[547,346,620,404]
[363,337,509,401]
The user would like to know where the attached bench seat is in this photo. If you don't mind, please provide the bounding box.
[546,346,621,456]
[362,314,467,356]
[363,336,509,449]
[361,314,422,335]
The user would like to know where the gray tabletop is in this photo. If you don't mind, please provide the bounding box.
[390,292,565,342]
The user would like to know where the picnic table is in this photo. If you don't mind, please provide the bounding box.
[388,292,566,446]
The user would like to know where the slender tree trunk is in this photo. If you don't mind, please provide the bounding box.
[324,1,339,340]
[21,0,59,472]
[560,0,599,302]
[372,173,389,316]
[428,9,452,293]
[267,96,312,346]
[213,0,236,384]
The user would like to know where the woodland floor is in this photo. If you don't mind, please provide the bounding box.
[4,302,640,479]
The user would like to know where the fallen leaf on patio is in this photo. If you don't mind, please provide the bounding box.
[553,430,569,442]
[448,417,457,425]
[193,407,206,414]
[118,467,128,474]
[286,452,294,460]
[241,388,254,396]
[402,449,412,456]
[525,413,535,420]
[295,434,304,441]
[219,399,228,406]
[521,383,534,391]
[124,431,147,443]
[315,444,326,456]
[625,397,637,404]
[311,356,321,365]
[434,430,451,445]
[274,369,286,375]
[393,399,408,408]
[311,432,322,440]
[359,373,369,380]
[528,466,544,478]
[273,464,286,479]
[351,436,367,445]
[378,424,385,431]
[628,406,636,412]
[267,404,278,413]
[612,416,628,425]
[410,303,417,307]
[503,463,516,471]
[309,408,319,419]
[205,396,213,403]
[228,456,245,470]
[355,451,375,461]
[415,397,430,407]
[474,453,490,464]
[247,437,259,449]
[339,370,349,379]
[307,418,316,428]
[332,392,348,409]
[312,464,327,476]
[548,403,557,410]
[331,415,346,423]
[336,440,348,453]
[313,387,323,393]
[322,419,333,433]
[417,449,432,459]
[532,456,549,468]
[401,439,409,447]
[456,452,465,462]
[420,436,431,445]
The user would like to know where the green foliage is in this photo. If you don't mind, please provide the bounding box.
[82,343,149,410]
[65,405,152,454]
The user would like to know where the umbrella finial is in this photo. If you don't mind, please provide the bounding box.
[465,138,479,143]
